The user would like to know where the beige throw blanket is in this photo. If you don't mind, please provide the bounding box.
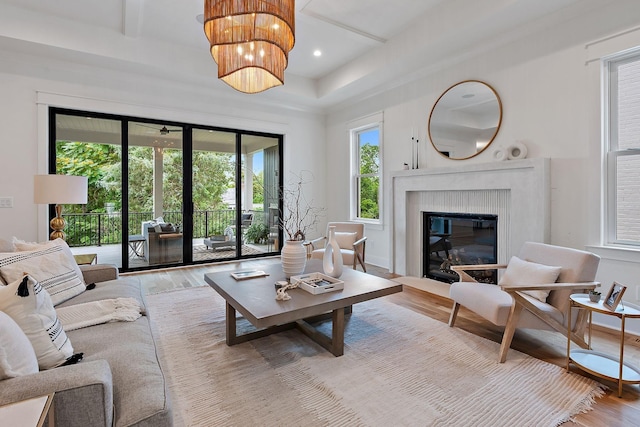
[56,298,143,331]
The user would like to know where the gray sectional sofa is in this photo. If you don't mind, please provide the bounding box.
[0,264,173,427]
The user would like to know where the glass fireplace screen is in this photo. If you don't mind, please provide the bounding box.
[423,212,498,283]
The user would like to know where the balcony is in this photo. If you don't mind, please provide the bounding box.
[64,209,279,268]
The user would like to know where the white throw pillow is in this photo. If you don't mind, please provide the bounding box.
[0,238,86,305]
[498,256,562,302]
[0,310,39,380]
[12,237,46,251]
[334,232,357,249]
[0,238,15,253]
[0,275,74,370]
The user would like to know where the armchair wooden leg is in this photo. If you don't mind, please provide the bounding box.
[355,252,366,272]
[499,301,524,363]
[448,302,460,327]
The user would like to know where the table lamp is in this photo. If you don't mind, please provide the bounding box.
[34,175,88,240]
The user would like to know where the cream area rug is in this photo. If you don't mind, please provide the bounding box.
[147,286,604,427]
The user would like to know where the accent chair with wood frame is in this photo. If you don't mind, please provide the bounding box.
[308,222,367,272]
[448,242,600,363]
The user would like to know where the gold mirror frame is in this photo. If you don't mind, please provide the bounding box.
[428,80,503,160]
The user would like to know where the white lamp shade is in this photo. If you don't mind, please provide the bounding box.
[34,175,88,205]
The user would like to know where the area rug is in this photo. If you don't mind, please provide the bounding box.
[192,244,264,261]
[147,287,604,427]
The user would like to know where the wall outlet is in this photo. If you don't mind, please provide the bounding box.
[0,197,13,208]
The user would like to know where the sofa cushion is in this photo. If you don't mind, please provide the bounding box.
[498,256,562,302]
[0,275,74,369]
[0,238,86,305]
[63,275,171,426]
[0,310,39,380]
[57,276,146,309]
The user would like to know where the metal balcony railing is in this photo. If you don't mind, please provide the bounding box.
[62,209,241,247]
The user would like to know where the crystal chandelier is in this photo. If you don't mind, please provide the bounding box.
[203,0,295,94]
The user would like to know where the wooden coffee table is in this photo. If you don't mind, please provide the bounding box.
[204,260,402,356]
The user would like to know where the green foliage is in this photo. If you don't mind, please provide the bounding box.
[56,141,121,213]
[358,143,380,219]
[244,222,269,244]
[253,170,265,204]
[360,143,379,174]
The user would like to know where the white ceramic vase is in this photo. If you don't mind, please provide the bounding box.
[281,240,307,279]
[323,226,343,278]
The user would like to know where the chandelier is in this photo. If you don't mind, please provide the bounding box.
[203,0,295,94]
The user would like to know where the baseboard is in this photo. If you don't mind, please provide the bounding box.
[392,276,451,299]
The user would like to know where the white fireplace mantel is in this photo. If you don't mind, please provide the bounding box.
[389,158,550,276]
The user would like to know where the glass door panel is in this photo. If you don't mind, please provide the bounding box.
[192,128,237,262]
[128,122,184,268]
[241,134,281,255]
[54,113,123,267]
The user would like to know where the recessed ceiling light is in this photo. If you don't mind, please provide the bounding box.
[313,50,322,57]
[462,93,475,99]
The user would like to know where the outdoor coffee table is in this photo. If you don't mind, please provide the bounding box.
[204,260,402,356]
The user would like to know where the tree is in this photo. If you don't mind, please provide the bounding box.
[359,143,379,219]
[56,141,121,213]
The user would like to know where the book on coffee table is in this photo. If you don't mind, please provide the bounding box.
[230,270,269,281]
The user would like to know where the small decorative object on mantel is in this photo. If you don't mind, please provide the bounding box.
[322,226,343,278]
[493,148,508,161]
[410,128,421,169]
[507,141,528,160]
[279,171,326,279]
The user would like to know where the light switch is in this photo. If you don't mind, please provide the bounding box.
[0,197,13,208]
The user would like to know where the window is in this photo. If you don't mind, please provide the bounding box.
[351,124,381,222]
[606,53,640,246]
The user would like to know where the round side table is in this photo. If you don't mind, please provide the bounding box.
[567,294,640,397]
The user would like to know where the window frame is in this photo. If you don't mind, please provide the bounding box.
[350,121,383,224]
[604,51,640,247]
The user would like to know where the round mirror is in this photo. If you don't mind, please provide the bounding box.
[428,80,502,160]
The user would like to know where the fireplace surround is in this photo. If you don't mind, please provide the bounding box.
[390,158,550,276]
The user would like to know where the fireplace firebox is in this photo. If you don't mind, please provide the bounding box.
[423,212,498,283]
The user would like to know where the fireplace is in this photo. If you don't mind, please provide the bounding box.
[423,212,498,283]
[390,158,550,276]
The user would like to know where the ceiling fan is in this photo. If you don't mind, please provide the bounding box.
[136,123,183,135]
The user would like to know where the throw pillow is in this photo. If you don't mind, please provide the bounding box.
[0,275,75,370]
[13,238,46,251]
[0,238,15,253]
[0,310,39,380]
[498,256,562,302]
[334,232,357,249]
[0,238,86,305]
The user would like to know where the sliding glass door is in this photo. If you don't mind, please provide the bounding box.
[50,108,282,272]
[128,121,184,268]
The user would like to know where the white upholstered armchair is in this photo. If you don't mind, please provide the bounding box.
[308,222,367,271]
[448,242,600,362]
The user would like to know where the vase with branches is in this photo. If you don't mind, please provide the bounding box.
[279,171,325,279]
[280,170,325,242]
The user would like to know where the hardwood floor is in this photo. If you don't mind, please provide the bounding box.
[126,259,640,426]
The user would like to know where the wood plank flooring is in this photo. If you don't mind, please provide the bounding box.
[126,259,640,426]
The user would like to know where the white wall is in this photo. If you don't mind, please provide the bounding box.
[0,49,326,243]
[324,3,640,325]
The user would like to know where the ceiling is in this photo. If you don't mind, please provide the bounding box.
[0,0,598,110]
